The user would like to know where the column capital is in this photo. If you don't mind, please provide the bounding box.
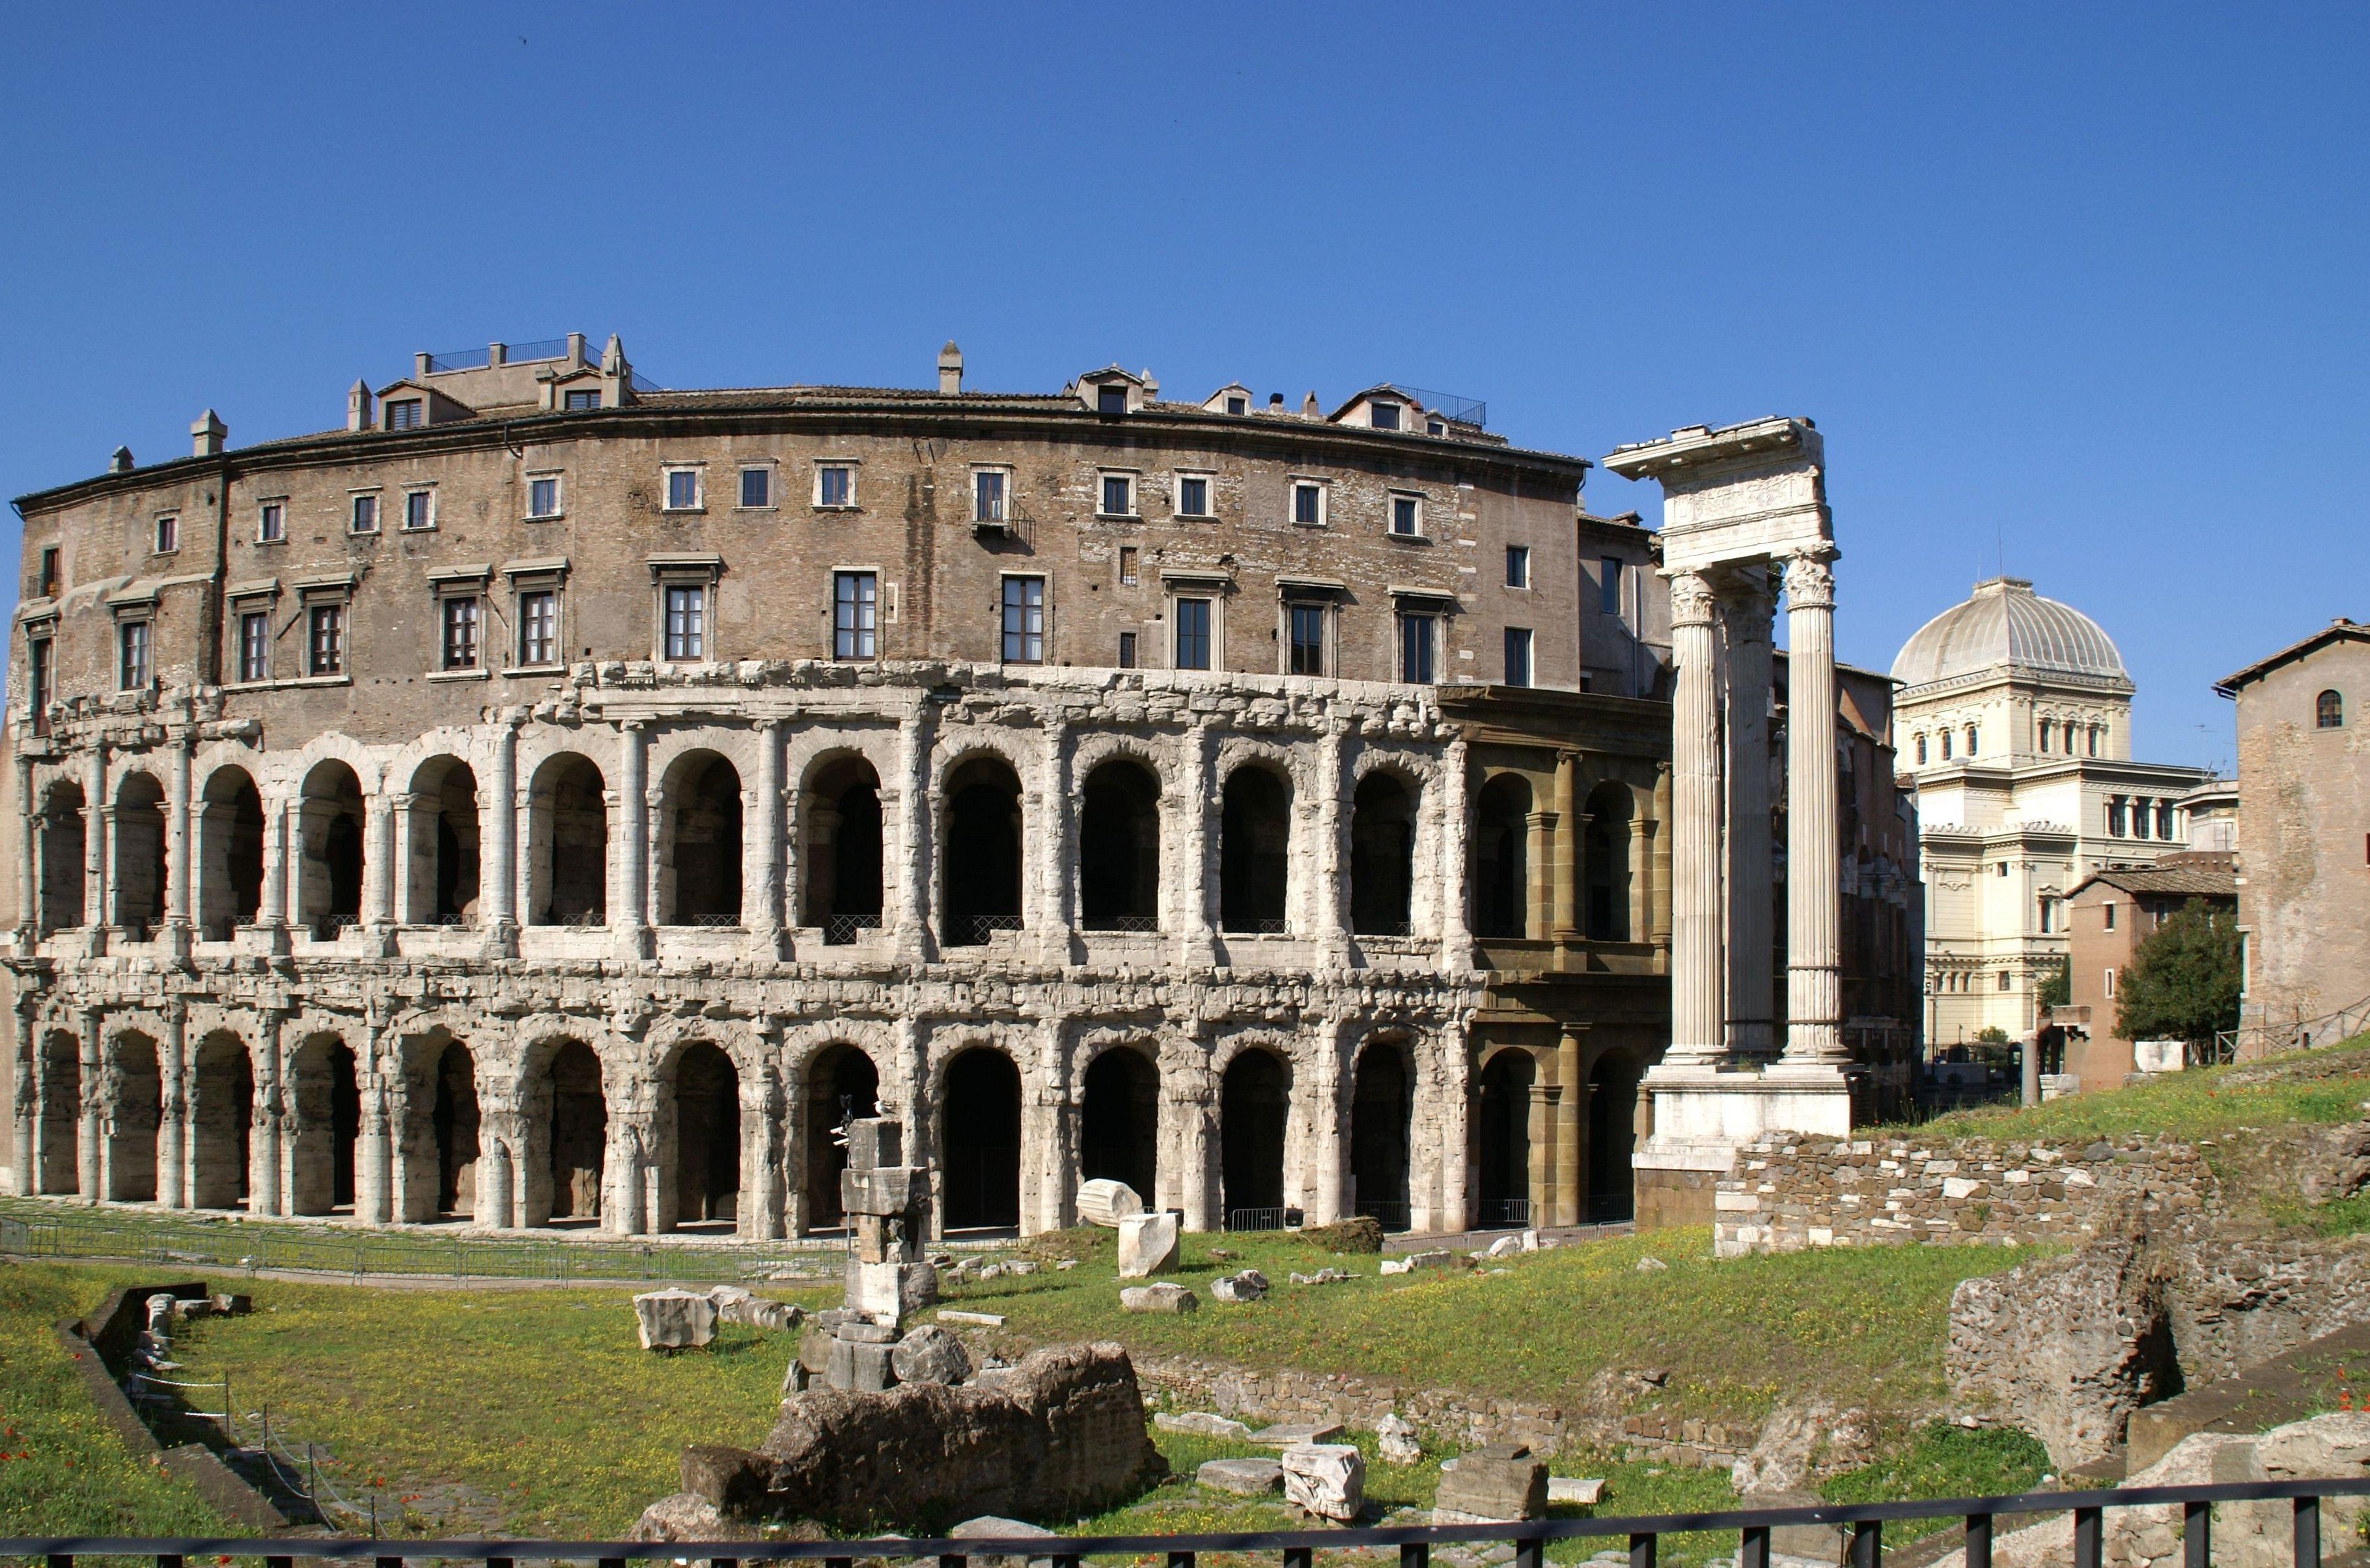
[1781,548,1839,608]
[1664,568,1718,628]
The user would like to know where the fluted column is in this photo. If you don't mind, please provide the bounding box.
[613,721,650,959]
[1438,736,1473,972]
[1783,549,1846,1065]
[751,720,785,950]
[1666,570,1725,1063]
[1722,575,1777,1061]
[481,714,520,953]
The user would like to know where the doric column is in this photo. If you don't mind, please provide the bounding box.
[359,1016,392,1225]
[1313,720,1348,959]
[1438,736,1473,972]
[751,720,786,949]
[1525,811,1557,941]
[1554,1025,1585,1227]
[1035,714,1072,962]
[365,791,398,931]
[158,1000,187,1208]
[16,755,38,942]
[1171,720,1216,966]
[1722,575,1777,1061]
[258,793,291,936]
[481,713,520,953]
[1783,549,1847,1065]
[77,1007,102,1201]
[1031,1015,1071,1233]
[1552,751,1582,945]
[83,745,107,938]
[613,721,651,958]
[9,998,34,1196]
[1309,1025,1345,1225]
[255,1010,285,1216]
[165,740,193,955]
[893,704,932,963]
[1665,569,1725,1064]
[1436,1018,1471,1233]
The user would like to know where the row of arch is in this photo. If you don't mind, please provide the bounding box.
[33,746,1645,945]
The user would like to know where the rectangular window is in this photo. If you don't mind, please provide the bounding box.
[154,514,178,553]
[663,584,706,661]
[1118,546,1138,586]
[118,621,150,691]
[28,637,51,732]
[307,604,344,676]
[816,465,853,508]
[527,475,561,519]
[441,596,480,670]
[2156,802,2175,840]
[1096,383,1128,413]
[350,493,378,534]
[2107,797,2126,836]
[1292,481,1327,527]
[1289,602,1327,676]
[404,490,434,531]
[2104,967,2116,999]
[1371,401,1401,430]
[974,469,1008,522]
[258,501,285,544]
[1225,395,1247,415]
[1505,545,1530,589]
[1399,613,1438,683]
[2103,901,2117,931]
[37,548,59,596]
[1176,475,1210,517]
[1391,494,1423,537]
[1504,626,1534,688]
[1173,597,1212,671]
[739,466,772,508]
[238,611,270,682]
[665,469,702,511]
[1117,631,1137,669]
[518,590,557,666]
[1999,970,2013,992]
[563,389,601,411]
[386,399,423,430]
[1599,557,1624,616]
[1001,576,1045,664]
[1100,473,1134,516]
[833,572,878,660]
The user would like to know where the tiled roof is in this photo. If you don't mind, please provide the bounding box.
[2077,859,2238,900]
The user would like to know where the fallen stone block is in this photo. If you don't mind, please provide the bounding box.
[951,1513,1058,1568]
[1120,1282,1197,1315]
[1156,1411,1253,1440]
[1078,1177,1147,1226]
[1435,1452,1548,1522]
[1376,1412,1422,1464]
[1290,1267,1354,1285]
[1548,1476,1606,1506]
[826,1336,897,1392]
[939,1309,1008,1327]
[1283,1442,1365,1522]
[1117,1211,1180,1278]
[1209,1269,1268,1303]
[1199,1457,1285,1494]
[1403,1249,1457,1271]
[893,1324,974,1386]
[1485,1235,1523,1259]
[1253,1421,1345,1446]
[635,1288,719,1351]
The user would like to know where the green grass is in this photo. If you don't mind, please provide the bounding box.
[1898,1036,2370,1145]
[0,1262,227,1537]
[1819,1423,2050,1542]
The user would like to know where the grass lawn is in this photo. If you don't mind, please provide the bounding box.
[1902,1037,2370,1145]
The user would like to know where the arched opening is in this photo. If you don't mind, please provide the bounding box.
[1583,782,1634,942]
[1349,771,1417,936]
[286,1035,360,1215]
[406,756,481,925]
[37,781,87,932]
[941,754,1023,947]
[105,1032,161,1202]
[803,1043,879,1233]
[189,1031,252,1211]
[198,766,266,939]
[543,1040,607,1224]
[669,1041,740,1228]
[1587,1050,1643,1222]
[2318,689,2345,729]
[1079,759,1161,931]
[662,752,744,925]
[1078,1046,1158,1200]
[1220,764,1292,933]
[802,755,884,943]
[296,761,365,939]
[111,773,169,939]
[527,753,607,926]
[1473,774,1532,939]
[37,1029,79,1194]
[1349,1040,1412,1231]
[428,1040,481,1218]
[1220,1048,1289,1228]
[939,1046,1021,1231]
[1475,1050,1534,1229]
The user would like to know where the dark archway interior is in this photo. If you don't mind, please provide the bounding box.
[422,760,481,923]
[536,756,608,926]
[1350,772,1415,936]
[1350,1043,1412,1230]
[1220,1048,1289,1224]
[301,763,366,936]
[39,782,86,931]
[1476,1050,1533,1226]
[673,1041,740,1225]
[113,774,169,936]
[805,1044,880,1231]
[1587,1052,1642,1222]
[805,757,884,940]
[548,1041,607,1221]
[1219,766,1290,933]
[940,1048,1021,1230]
[943,756,1022,946]
[201,768,266,938]
[288,1037,361,1214]
[1585,783,1633,942]
[669,755,744,925]
[107,1033,161,1203]
[1473,775,1531,940]
[1079,1047,1158,1199]
[190,1033,251,1210]
[38,1031,79,1194]
[1079,761,1160,931]
[432,1042,480,1217]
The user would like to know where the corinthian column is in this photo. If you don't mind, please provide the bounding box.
[1665,569,1725,1065]
[1720,573,1776,1062]
[1782,549,1845,1065]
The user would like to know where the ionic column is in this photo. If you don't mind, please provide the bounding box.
[1665,570,1725,1063]
[892,704,932,962]
[1172,720,1216,967]
[1722,575,1777,1061]
[1782,549,1846,1065]
[1313,721,1348,959]
[1035,715,1072,962]
[613,721,650,959]
[1438,736,1473,972]
[158,1001,187,1208]
[481,714,520,952]
[16,755,38,942]
[77,1007,102,1202]
[1525,811,1557,941]
[1552,751,1582,946]
[165,741,193,955]
[751,720,785,949]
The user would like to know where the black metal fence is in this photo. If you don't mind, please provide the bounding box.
[12,1474,2366,1568]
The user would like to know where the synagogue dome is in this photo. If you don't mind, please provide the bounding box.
[1891,577,2130,690]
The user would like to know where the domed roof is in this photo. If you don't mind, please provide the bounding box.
[1892,578,2129,689]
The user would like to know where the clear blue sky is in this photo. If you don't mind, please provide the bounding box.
[5,5,2362,768]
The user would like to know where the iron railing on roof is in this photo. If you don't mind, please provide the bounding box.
[423,347,492,374]
[503,337,575,364]
[1393,384,1486,428]
[11,1475,2369,1567]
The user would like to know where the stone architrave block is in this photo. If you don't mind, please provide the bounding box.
[1119,1283,1197,1314]
[1117,1211,1180,1278]
[1282,1442,1365,1522]
[1549,1476,1606,1505]
[1078,1177,1147,1227]
[1434,1453,1548,1522]
[1156,1411,1253,1440]
[1198,1457,1285,1494]
[635,1288,719,1350]
[1253,1421,1345,1446]
[843,1165,919,1217]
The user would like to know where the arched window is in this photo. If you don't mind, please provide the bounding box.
[2087,724,2102,757]
[1940,729,1953,761]
[1348,771,1417,937]
[1965,724,1979,757]
[1914,734,1927,765]
[1079,759,1161,932]
[2036,719,2051,753]
[2318,690,2344,729]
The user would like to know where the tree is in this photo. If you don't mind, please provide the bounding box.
[2037,956,2072,1010]
[2115,898,2242,1046]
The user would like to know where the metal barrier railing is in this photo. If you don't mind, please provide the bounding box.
[11,1475,2369,1567]
[2215,997,2370,1065]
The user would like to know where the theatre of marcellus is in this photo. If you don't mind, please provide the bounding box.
[0,336,1919,1240]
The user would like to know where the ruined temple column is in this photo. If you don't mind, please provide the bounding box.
[363,790,398,933]
[613,721,651,959]
[1438,736,1473,972]
[1436,1018,1472,1233]
[1782,549,1847,1065]
[751,720,785,951]
[164,740,193,957]
[1722,576,1776,1061]
[481,713,519,953]
[893,704,932,963]
[1665,570,1725,1063]
[158,1000,187,1208]
[258,794,291,940]
[76,1006,101,1202]
[482,1135,514,1229]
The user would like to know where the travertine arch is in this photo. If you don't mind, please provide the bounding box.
[1212,742,1305,934]
[1069,729,1176,783]
[268,733,386,800]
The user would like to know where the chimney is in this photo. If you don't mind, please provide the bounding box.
[1141,369,1158,400]
[347,379,374,432]
[567,331,587,366]
[1268,393,1285,412]
[1302,390,1320,418]
[191,410,227,457]
[602,334,626,376]
[939,341,964,395]
[108,446,134,474]
[488,341,507,368]
[414,352,432,379]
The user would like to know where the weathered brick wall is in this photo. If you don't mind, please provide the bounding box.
[1713,1131,2216,1257]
